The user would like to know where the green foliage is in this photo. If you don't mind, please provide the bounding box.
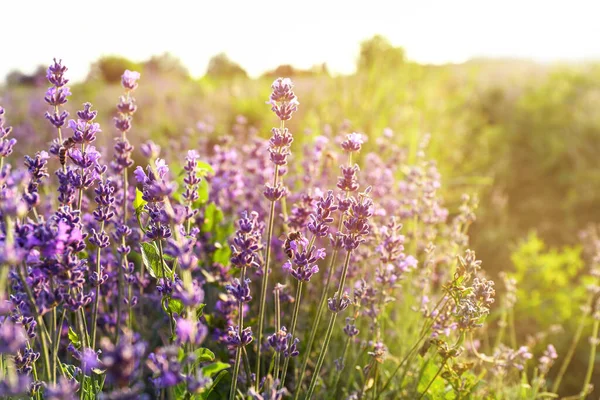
[89,55,142,84]
[143,53,191,80]
[357,35,406,73]
[68,327,81,349]
[206,53,248,80]
[510,232,585,329]
[140,242,172,279]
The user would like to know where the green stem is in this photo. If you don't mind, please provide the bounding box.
[508,307,517,349]
[255,162,281,388]
[552,302,590,393]
[417,357,447,400]
[242,347,253,388]
[293,248,339,399]
[280,281,304,389]
[18,265,51,380]
[376,297,449,399]
[306,250,352,400]
[580,317,600,399]
[359,361,375,399]
[53,309,67,379]
[90,220,105,349]
[274,285,282,383]
[331,334,351,396]
[230,267,247,400]
[50,306,57,383]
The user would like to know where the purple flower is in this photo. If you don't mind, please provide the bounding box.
[0,107,16,158]
[80,347,101,375]
[341,132,365,153]
[308,190,338,237]
[343,317,359,337]
[0,319,27,354]
[101,331,147,387]
[268,327,290,353]
[45,110,69,128]
[147,346,182,388]
[68,146,101,169]
[45,377,78,400]
[328,292,351,313]
[46,58,69,87]
[264,183,286,202]
[230,211,263,270]
[121,70,141,90]
[539,344,557,373]
[267,78,299,121]
[140,140,161,159]
[337,164,360,192]
[44,86,71,107]
[226,325,253,348]
[226,278,252,303]
[175,317,208,346]
[68,109,101,144]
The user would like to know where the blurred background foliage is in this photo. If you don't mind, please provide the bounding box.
[2,34,599,393]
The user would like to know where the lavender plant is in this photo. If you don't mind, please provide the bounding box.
[0,59,597,400]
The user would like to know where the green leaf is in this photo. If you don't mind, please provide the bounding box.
[202,203,224,232]
[68,327,81,348]
[133,188,148,232]
[168,298,185,315]
[197,179,210,205]
[201,370,228,400]
[194,348,215,363]
[140,242,171,279]
[196,161,214,175]
[201,361,230,378]
[212,244,231,266]
[196,303,206,319]
[133,187,147,211]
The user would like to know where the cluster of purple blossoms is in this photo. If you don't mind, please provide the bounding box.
[135,159,176,205]
[182,150,203,227]
[538,344,558,374]
[263,78,298,203]
[340,132,364,153]
[44,59,70,131]
[267,327,299,358]
[226,325,253,348]
[23,151,49,210]
[340,188,373,251]
[343,317,359,337]
[230,211,263,271]
[134,159,176,240]
[113,71,139,170]
[267,78,299,121]
[0,107,16,159]
[374,218,418,287]
[165,226,199,271]
[491,344,533,374]
[175,316,208,346]
[282,237,325,282]
[308,190,338,238]
[100,331,147,389]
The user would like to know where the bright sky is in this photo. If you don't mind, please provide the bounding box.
[4,0,600,81]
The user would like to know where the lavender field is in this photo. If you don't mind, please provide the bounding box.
[1,34,600,400]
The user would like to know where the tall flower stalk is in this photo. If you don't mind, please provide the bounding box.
[228,211,261,398]
[580,303,600,399]
[294,133,362,397]
[306,186,373,399]
[113,70,139,336]
[255,78,298,387]
[278,233,324,387]
[44,59,70,147]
